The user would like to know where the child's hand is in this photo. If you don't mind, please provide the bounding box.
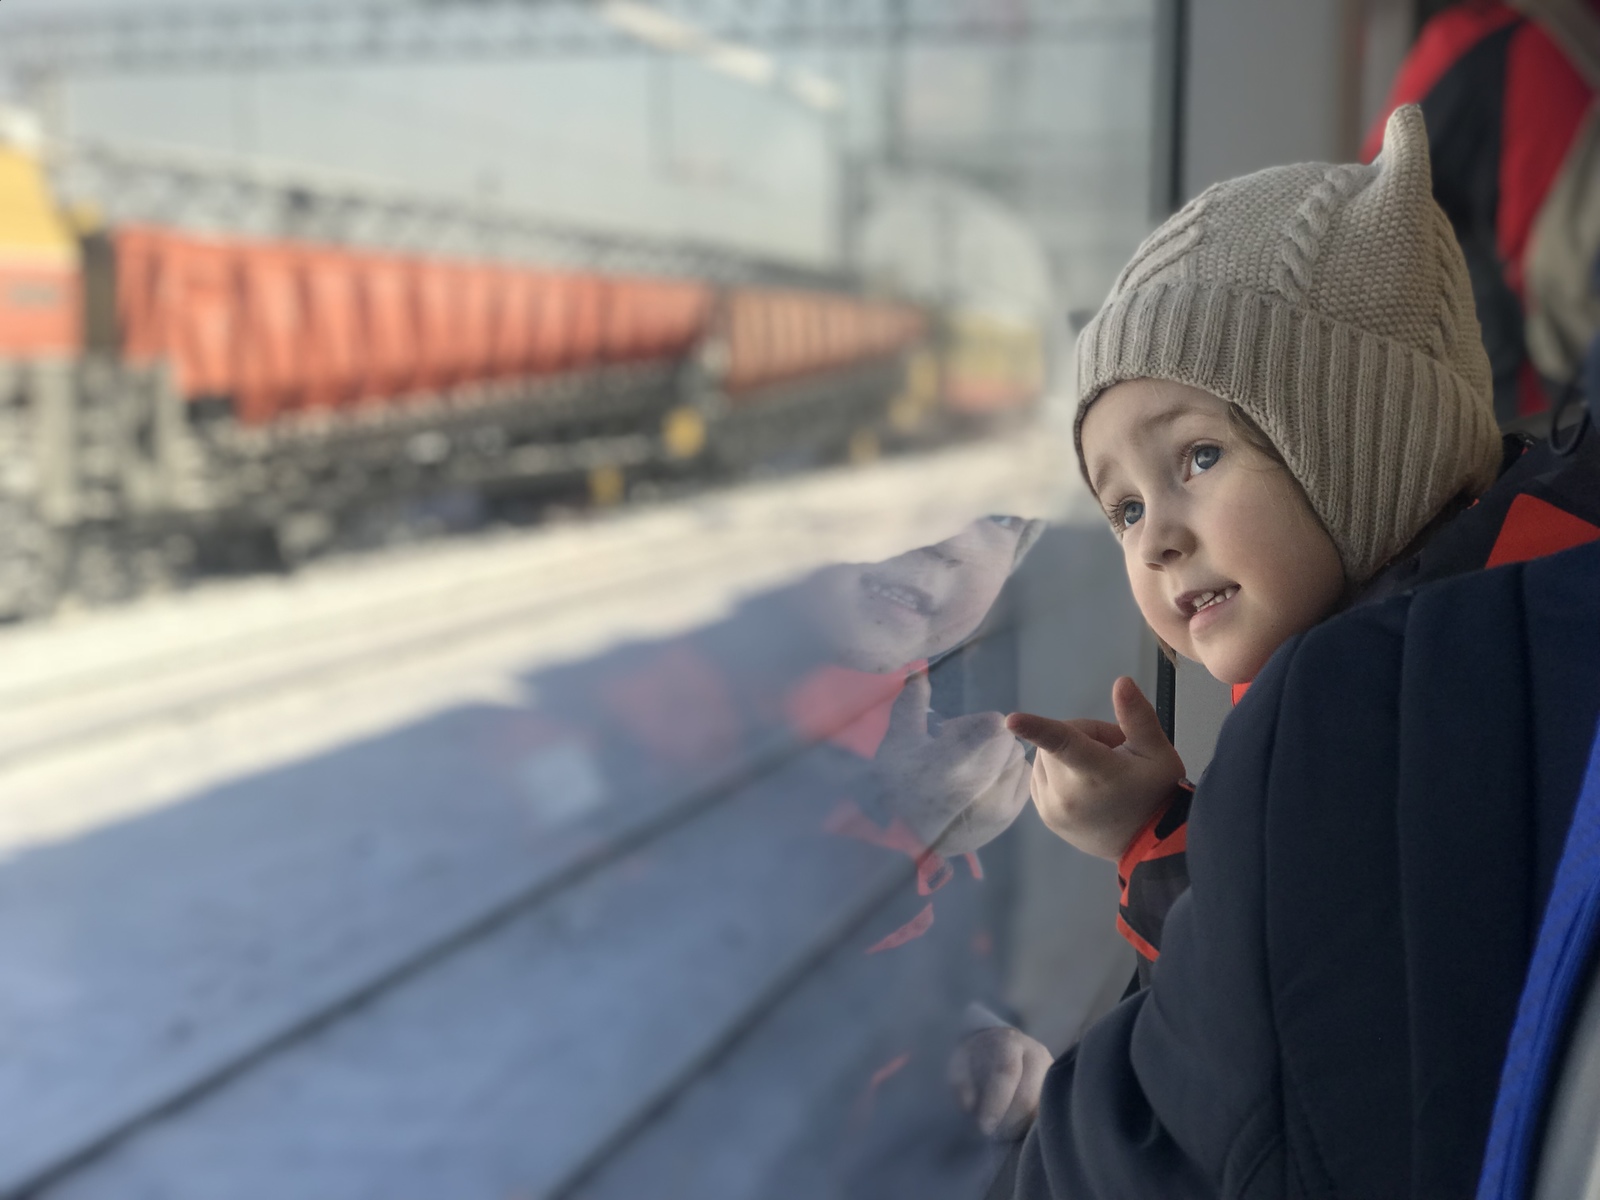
[1005,675,1185,861]
[948,1014,1052,1140]
[874,671,1031,855]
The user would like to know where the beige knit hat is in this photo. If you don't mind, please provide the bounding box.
[1074,104,1502,583]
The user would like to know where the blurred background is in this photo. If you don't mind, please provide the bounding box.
[0,1,1434,1197]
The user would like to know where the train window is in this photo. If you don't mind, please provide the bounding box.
[0,1,1166,1196]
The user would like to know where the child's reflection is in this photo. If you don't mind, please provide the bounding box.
[802,517,1036,674]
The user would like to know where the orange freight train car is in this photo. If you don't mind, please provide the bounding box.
[112,226,721,425]
[722,288,926,395]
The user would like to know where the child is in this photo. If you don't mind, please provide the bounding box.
[954,101,1516,1143]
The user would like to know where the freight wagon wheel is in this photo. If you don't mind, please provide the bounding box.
[0,499,66,621]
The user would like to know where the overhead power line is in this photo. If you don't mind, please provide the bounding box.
[0,1,1148,75]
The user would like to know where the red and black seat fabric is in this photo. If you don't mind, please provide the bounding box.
[1363,1,1596,422]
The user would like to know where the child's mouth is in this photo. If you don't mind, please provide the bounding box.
[1179,584,1239,622]
[861,573,933,616]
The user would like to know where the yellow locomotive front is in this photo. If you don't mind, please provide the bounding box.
[0,110,80,363]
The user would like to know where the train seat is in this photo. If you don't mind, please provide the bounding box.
[1479,710,1600,1200]
[1533,954,1600,1199]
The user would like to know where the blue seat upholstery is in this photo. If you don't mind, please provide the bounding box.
[1532,953,1600,1198]
[1479,712,1600,1199]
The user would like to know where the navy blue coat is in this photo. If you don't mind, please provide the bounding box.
[996,538,1600,1198]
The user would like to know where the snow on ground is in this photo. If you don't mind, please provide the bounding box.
[0,430,1090,858]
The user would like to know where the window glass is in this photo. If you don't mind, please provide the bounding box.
[0,2,1159,1194]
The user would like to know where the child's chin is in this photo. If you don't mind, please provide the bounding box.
[1200,645,1266,687]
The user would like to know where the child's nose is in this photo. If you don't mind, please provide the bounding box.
[1141,510,1194,567]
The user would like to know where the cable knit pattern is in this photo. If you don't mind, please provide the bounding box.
[1114,189,1210,296]
[1272,164,1363,304]
[1073,105,1502,584]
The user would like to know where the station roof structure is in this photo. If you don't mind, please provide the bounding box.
[0,1,1157,307]
[0,1,1146,73]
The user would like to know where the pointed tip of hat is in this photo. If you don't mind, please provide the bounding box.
[1378,103,1431,173]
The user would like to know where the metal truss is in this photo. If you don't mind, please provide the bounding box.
[0,1,1148,75]
[45,134,847,285]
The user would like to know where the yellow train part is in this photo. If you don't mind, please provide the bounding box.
[0,136,81,357]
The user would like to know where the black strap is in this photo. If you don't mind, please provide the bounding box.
[1156,652,1177,746]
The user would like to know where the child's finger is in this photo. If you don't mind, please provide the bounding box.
[1072,718,1128,749]
[975,1050,1023,1135]
[1004,712,1075,756]
[1111,676,1170,756]
[1007,713,1116,771]
[886,670,932,743]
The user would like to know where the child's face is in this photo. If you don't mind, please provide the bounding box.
[804,518,1026,672]
[1080,380,1345,685]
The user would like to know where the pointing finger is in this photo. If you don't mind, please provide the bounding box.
[1007,713,1119,773]
[1073,718,1128,750]
[1005,712,1075,756]
[1111,675,1169,756]
[887,669,932,742]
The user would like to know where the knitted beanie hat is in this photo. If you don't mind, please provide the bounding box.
[1073,104,1502,583]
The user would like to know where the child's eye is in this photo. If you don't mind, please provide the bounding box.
[1113,499,1144,530]
[1190,444,1222,473]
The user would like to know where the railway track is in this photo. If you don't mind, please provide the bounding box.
[0,431,1102,1198]
[0,438,1049,705]
[0,437,1074,754]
